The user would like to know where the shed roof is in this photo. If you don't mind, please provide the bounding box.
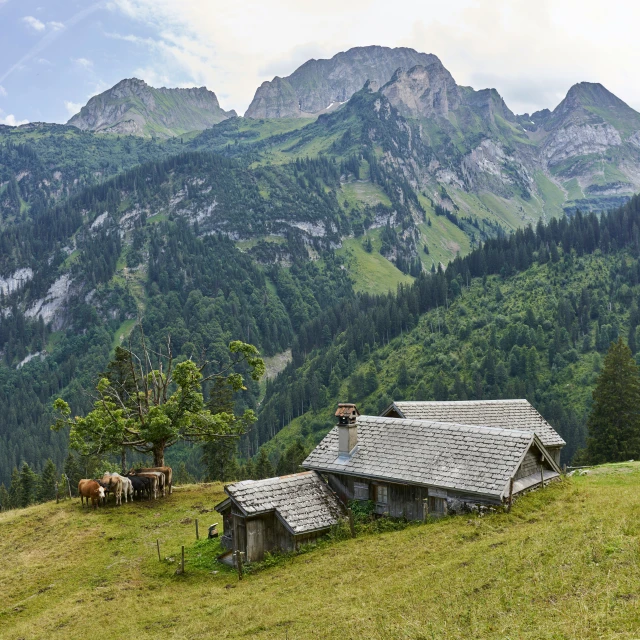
[303,416,558,500]
[217,471,344,535]
[383,400,565,448]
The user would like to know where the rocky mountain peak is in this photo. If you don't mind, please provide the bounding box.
[67,79,236,138]
[245,45,447,119]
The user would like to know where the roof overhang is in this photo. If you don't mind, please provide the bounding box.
[305,464,503,501]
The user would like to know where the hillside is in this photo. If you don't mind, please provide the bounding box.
[67,78,236,138]
[255,198,640,466]
[1,464,639,639]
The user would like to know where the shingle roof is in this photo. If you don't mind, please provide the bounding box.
[385,400,565,448]
[221,471,344,535]
[303,416,540,499]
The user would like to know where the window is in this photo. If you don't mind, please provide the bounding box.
[354,482,369,501]
[375,485,388,504]
[429,496,446,515]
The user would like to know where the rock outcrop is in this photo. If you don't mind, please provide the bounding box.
[67,78,236,138]
[245,46,443,119]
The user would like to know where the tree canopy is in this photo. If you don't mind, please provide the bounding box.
[586,338,640,463]
[52,334,264,466]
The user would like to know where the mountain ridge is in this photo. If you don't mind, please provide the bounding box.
[67,78,236,138]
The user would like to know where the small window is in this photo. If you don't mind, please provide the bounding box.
[354,482,369,501]
[375,485,388,504]
[429,496,446,515]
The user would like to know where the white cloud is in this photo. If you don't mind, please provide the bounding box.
[64,100,83,116]
[109,0,640,115]
[73,57,94,70]
[0,85,6,97]
[22,16,46,32]
[1,113,29,126]
[49,21,65,31]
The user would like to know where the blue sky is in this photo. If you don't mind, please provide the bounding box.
[1,0,640,126]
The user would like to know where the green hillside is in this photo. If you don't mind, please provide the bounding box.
[1,464,639,639]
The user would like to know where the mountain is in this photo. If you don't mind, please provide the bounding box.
[67,78,236,138]
[244,46,443,118]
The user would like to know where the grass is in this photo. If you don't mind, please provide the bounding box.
[337,233,414,295]
[1,465,640,639]
[111,318,137,352]
[339,181,392,208]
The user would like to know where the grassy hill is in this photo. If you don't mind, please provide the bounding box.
[1,464,639,639]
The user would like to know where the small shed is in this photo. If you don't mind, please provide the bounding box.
[215,471,345,563]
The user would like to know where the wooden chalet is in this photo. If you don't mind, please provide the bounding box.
[302,403,562,519]
[215,471,344,563]
[381,399,566,465]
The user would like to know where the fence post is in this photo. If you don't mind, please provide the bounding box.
[156,539,161,562]
[507,478,514,513]
[540,464,545,489]
[195,518,199,540]
[181,545,185,574]
[55,480,59,504]
[235,550,244,581]
[347,508,356,538]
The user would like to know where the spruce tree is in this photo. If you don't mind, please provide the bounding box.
[8,467,21,509]
[254,448,275,479]
[0,484,9,511]
[19,462,38,508]
[586,338,640,463]
[38,459,58,502]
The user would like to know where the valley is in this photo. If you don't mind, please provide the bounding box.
[3,45,640,484]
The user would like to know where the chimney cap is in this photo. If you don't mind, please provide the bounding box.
[336,403,359,422]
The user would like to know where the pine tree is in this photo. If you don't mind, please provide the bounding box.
[38,459,58,502]
[275,440,307,476]
[586,338,640,463]
[19,462,38,508]
[8,468,20,509]
[0,484,9,511]
[254,448,274,479]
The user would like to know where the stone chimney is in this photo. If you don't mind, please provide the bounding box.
[336,403,360,458]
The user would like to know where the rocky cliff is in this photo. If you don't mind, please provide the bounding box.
[67,78,236,138]
[244,46,442,119]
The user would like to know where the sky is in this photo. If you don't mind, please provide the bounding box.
[1,0,640,126]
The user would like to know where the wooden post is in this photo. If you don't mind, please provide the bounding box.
[507,478,514,513]
[156,539,161,562]
[235,550,244,581]
[181,545,185,574]
[195,518,199,540]
[55,480,59,504]
[347,508,356,538]
[66,475,72,499]
[540,464,545,489]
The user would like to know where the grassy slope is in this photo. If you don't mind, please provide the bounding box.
[337,231,414,294]
[1,466,640,639]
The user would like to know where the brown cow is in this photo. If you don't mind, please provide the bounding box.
[132,467,173,495]
[78,480,105,510]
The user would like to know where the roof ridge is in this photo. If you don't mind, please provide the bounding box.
[358,415,535,437]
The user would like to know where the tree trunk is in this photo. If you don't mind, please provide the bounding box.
[153,446,165,467]
[121,447,127,474]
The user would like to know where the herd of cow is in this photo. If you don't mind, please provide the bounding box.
[77,466,173,509]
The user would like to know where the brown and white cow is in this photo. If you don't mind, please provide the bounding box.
[78,479,105,509]
[100,473,123,506]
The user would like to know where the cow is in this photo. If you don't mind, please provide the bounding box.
[125,474,152,500]
[100,472,123,506]
[131,467,173,495]
[78,479,105,510]
[130,469,166,498]
[129,471,159,499]
[112,473,134,502]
